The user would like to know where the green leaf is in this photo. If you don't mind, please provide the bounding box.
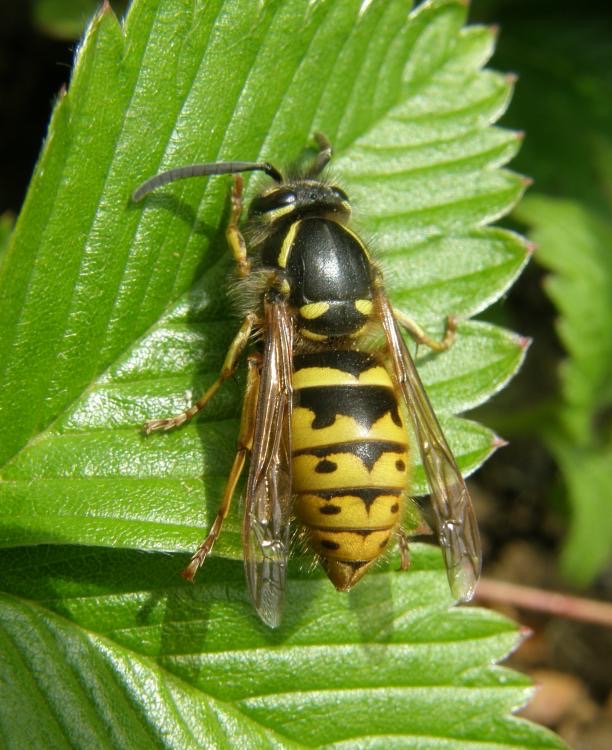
[515,196,612,440]
[515,194,612,584]
[0,546,565,749]
[547,439,612,588]
[0,0,551,746]
[385,228,531,324]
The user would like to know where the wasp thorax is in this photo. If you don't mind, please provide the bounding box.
[285,219,375,340]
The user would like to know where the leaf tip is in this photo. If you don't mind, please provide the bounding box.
[505,72,519,86]
[489,24,500,39]
[514,129,526,142]
[526,240,538,255]
[515,334,532,352]
[492,434,509,451]
[518,624,534,643]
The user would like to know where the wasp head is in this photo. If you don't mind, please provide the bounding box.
[248,180,352,226]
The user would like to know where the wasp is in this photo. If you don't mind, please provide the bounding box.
[133,134,481,627]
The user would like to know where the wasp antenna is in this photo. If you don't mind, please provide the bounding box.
[132,160,283,202]
[307,132,333,177]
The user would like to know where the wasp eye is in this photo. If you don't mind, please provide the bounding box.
[331,186,349,202]
[250,189,296,215]
[277,189,297,206]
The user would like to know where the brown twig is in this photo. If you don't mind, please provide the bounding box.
[475,577,612,628]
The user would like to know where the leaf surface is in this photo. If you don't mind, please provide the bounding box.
[0,545,565,749]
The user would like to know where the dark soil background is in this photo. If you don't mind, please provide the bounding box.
[1,5,74,214]
[2,2,611,748]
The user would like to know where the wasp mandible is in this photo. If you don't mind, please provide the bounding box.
[133,134,481,627]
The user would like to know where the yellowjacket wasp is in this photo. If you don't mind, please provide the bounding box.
[133,134,481,627]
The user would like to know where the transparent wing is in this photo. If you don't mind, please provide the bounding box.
[242,297,294,628]
[375,289,481,601]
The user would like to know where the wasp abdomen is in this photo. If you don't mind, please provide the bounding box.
[292,350,409,590]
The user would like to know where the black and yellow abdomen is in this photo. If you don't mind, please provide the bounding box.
[291,349,409,590]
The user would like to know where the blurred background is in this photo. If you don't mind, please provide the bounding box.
[1,1,610,747]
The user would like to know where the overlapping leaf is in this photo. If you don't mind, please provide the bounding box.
[0,545,565,749]
[515,195,612,584]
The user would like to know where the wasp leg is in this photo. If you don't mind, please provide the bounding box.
[393,308,457,352]
[397,528,411,571]
[143,312,257,433]
[182,354,261,581]
[226,174,250,278]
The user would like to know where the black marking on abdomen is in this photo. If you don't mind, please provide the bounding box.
[302,487,403,511]
[319,504,342,515]
[315,459,337,474]
[294,440,406,472]
[295,385,402,430]
[294,350,378,378]
[321,539,340,551]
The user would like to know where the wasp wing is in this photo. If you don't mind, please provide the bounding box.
[242,297,294,628]
[376,289,481,601]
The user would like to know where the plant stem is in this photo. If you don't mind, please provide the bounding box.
[475,578,612,627]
